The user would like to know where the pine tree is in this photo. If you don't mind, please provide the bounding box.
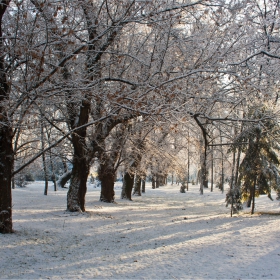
[227,106,280,214]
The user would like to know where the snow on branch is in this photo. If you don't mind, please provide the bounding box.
[229,51,280,66]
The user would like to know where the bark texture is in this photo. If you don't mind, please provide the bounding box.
[0,0,13,234]
[66,103,90,211]
[67,152,89,212]
[121,172,134,200]
[133,173,141,196]
[99,162,115,202]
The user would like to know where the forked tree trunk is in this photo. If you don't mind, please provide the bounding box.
[121,172,134,200]
[0,1,13,234]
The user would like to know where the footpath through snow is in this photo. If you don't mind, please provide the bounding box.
[1,182,280,279]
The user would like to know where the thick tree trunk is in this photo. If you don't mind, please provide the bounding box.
[121,172,134,200]
[67,156,89,212]
[133,173,141,196]
[0,1,13,234]
[0,126,13,233]
[67,134,89,212]
[99,163,115,203]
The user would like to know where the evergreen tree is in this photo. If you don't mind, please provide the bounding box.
[227,106,280,214]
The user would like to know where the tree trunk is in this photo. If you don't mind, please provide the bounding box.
[121,172,134,200]
[133,173,141,196]
[247,191,252,208]
[50,155,57,192]
[67,155,89,212]
[251,175,257,215]
[220,132,224,194]
[211,144,214,192]
[0,1,13,234]
[98,163,115,203]
[46,128,57,191]
[187,149,190,191]
[200,154,206,195]
[221,157,224,193]
[67,133,89,212]
[152,176,156,189]
[41,117,48,196]
[141,178,146,193]
[12,127,21,190]
[156,174,160,188]
[0,126,13,233]
[42,151,48,196]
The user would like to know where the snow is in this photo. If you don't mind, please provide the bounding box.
[1,182,280,279]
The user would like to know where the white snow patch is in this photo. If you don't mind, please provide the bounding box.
[1,182,280,279]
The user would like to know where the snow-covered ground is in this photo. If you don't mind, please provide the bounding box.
[1,182,280,279]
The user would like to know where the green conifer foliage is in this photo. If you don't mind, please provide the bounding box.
[229,106,280,214]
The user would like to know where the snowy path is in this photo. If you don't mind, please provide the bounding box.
[1,182,280,279]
